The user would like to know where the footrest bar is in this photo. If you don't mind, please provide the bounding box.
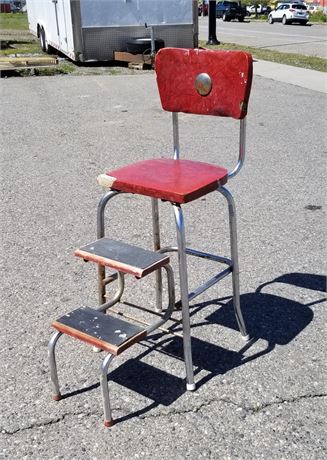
[185,248,232,267]
[110,307,183,338]
[102,272,118,286]
[188,267,232,302]
[158,246,232,267]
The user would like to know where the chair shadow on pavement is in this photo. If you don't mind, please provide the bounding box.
[138,272,325,387]
[62,272,326,425]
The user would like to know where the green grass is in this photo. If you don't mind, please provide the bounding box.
[309,12,327,23]
[0,62,127,77]
[200,41,327,73]
[0,12,29,30]
[0,41,42,56]
[2,62,76,77]
[34,62,76,76]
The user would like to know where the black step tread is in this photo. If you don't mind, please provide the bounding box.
[52,306,147,355]
[75,238,169,278]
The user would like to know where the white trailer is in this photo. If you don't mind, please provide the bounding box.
[26,0,198,62]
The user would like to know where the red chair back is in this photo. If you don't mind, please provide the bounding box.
[155,48,253,120]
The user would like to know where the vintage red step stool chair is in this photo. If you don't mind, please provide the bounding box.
[48,47,253,427]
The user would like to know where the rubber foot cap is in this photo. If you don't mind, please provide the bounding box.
[52,394,62,401]
[186,383,196,391]
[93,346,102,353]
[104,419,114,427]
[242,333,250,342]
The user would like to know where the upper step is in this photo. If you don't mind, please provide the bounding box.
[75,238,169,278]
[52,306,147,355]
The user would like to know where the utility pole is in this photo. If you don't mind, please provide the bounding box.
[207,0,220,45]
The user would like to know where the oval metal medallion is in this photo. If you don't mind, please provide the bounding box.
[195,73,212,96]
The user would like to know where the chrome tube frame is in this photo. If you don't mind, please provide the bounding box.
[145,264,175,334]
[102,272,118,286]
[185,247,232,266]
[97,190,124,307]
[48,331,63,400]
[172,112,180,160]
[97,190,121,239]
[228,118,246,179]
[218,186,249,340]
[173,204,195,390]
[157,246,232,303]
[158,246,232,267]
[188,267,232,302]
[100,353,115,427]
[152,198,163,312]
[172,112,196,389]
[96,273,125,313]
[150,25,155,57]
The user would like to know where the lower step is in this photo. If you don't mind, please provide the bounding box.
[52,306,147,356]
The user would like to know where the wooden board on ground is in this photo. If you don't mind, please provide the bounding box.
[114,51,152,68]
[0,56,58,71]
[0,56,57,66]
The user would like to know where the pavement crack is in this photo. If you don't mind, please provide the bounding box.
[247,393,327,413]
[1,393,325,433]
[0,411,99,435]
[139,393,327,420]
[138,397,242,420]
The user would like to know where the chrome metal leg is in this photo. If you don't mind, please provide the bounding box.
[100,353,115,427]
[173,204,196,390]
[97,190,120,305]
[48,331,63,400]
[218,187,249,341]
[152,198,163,312]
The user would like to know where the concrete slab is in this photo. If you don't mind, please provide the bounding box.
[254,59,327,93]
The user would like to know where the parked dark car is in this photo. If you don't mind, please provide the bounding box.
[216,1,246,21]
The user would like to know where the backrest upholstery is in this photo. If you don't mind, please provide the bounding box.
[155,48,253,120]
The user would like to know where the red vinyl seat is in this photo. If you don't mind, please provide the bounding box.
[100,159,228,204]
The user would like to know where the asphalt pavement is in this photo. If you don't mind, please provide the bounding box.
[0,64,326,459]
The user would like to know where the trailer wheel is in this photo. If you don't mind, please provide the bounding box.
[40,27,50,53]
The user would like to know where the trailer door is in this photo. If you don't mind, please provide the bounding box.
[52,0,69,53]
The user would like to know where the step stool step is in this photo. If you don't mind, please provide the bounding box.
[52,306,147,355]
[75,238,169,278]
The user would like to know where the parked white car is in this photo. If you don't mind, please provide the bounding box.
[307,4,322,13]
[268,3,310,25]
